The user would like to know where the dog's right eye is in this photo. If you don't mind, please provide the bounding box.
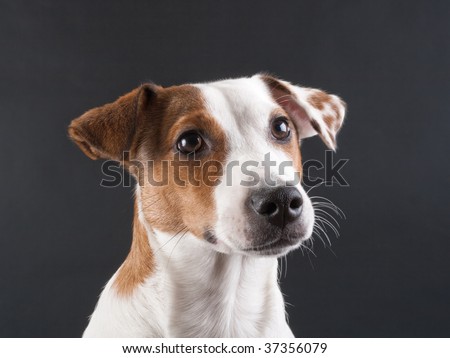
[176,131,204,154]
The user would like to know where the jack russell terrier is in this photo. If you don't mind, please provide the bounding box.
[69,74,346,337]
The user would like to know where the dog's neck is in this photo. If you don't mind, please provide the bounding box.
[130,198,287,337]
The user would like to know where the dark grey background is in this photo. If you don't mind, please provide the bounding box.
[0,0,449,337]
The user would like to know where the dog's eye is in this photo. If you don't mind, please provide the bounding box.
[271,117,291,141]
[176,131,203,154]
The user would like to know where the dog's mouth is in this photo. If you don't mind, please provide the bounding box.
[203,230,218,244]
[204,227,306,257]
[243,238,294,255]
[242,233,305,256]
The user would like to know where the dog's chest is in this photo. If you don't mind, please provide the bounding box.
[163,254,279,338]
[168,287,265,337]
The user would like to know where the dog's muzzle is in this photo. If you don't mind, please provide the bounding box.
[243,186,308,255]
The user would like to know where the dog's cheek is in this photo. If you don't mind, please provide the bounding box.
[141,186,184,233]
[139,164,226,239]
[180,186,217,238]
[139,162,185,233]
[212,164,252,249]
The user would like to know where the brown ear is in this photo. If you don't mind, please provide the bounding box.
[68,83,159,161]
[259,74,346,150]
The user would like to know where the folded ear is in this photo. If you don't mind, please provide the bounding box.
[68,83,160,161]
[259,74,346,150]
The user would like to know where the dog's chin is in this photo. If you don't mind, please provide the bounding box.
[234,218,312,257]
[241,232,309,257]
[241,238,302,257]
[207,227,310,257]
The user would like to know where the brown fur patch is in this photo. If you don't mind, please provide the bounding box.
[113,202,154,296]
[68,84,160,161]
[260,74,293,106]
[308,91,345,135]
[306,90,329,111]
[137,85,228,238]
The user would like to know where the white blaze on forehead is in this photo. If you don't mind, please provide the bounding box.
[194,77,299,183]
[194,77,277,153]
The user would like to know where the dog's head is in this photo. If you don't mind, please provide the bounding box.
[69,75,345,257]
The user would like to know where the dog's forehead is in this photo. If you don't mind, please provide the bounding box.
[193,77,277,137]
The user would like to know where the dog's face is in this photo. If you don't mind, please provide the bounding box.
[69,75,345,257]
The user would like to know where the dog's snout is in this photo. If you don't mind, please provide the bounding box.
[250,187,303,228]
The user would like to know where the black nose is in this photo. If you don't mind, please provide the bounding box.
[249,187,303,228]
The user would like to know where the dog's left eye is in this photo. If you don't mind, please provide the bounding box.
[176,131,204,154]
[271,117,291,141]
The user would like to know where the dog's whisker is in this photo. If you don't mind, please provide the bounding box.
[313,221,332,246]
[315,214,340,237]
[327,246,338,258]
[299,242,317,257]
[312,201,341,211]
[314,208,341,228]
[312,226,338,257]
[315,216,339,238]
[306,234,315,251]
[284,255,288,279]
[313,228,338,257]
[313,208,341,227]
[310,196,346,218]
[278,257,283,279]
[306,180,325,194]
[313,205,345,221]
[166,229,189,270]
[312,228,328,248]
[138,196,162,213]
[303,238,317,269]
[312,201,341,256]
[312,203,345,220]
[306,250,315,270]
[153,225,188,254]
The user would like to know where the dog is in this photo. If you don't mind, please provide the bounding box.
[68,74,345,337]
